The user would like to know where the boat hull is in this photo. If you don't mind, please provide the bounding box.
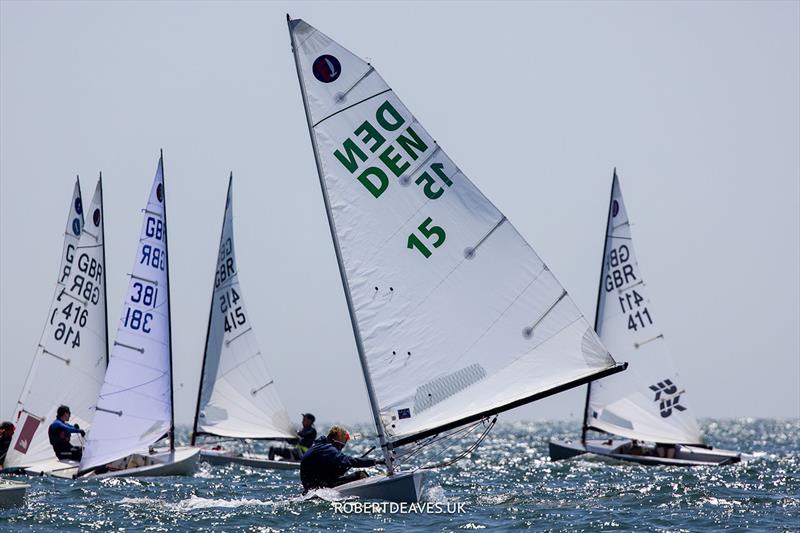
[0,479,29,508]
[333,470,426,503]
[199,449,299,470]
[81,447,200,479]
[549,438,743,466]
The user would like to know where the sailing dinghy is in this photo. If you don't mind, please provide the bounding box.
[549,171,744,466]
[3,177,109,477]
[191,175,298,470]
[287,16,626,502]
[75,154,199,478]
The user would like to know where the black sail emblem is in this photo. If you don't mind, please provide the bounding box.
[312,54,341,83]
[649,379,686,418]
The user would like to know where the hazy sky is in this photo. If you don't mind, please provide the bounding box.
[1,1,798,431]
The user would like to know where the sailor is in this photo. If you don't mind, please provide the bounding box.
[48,405,85,461]
[0,421,14,466]
[269,413,318,461]
[299,425,382,493]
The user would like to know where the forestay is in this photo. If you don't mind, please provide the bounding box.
[289,18,621,447]
[80,158,174,472]
[6,178,108,468]
[192,176,294,442]
[586,173,703,444]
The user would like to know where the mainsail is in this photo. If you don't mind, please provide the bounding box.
[79,156,175,472]
[191,175,294,443]
[584,171,703,444]
[6,177,108,468]
[288,17,624,457]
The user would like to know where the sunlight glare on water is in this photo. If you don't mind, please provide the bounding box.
[1,419,797,531]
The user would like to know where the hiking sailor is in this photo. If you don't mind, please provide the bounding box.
[48,405,85,460]
[299,425,382,492]
[269,413,317,461]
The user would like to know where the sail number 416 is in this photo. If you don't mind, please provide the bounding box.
[407,217,446,258]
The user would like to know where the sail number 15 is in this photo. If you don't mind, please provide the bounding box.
[407,217,446,259]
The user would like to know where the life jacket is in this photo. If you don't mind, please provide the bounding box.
[48,421,69,446]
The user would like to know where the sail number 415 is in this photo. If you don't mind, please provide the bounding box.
[407,217,446,258]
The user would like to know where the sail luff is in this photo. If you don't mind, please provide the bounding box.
[12,177,83,419]
[581,169,618,443]
[160,150,175,452]
[287,15,395,471]
[191,174,232,446]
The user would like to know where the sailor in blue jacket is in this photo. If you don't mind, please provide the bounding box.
[300,425,382,492]
[48,405,85,460]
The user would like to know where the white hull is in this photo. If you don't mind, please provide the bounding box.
[549,438,743,466]
[334,470,426,503]
[10,457,81,479]
[0,479,28,508]
[80,447,199,479]
[199,449,299,470]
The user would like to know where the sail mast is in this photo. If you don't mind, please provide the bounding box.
[191,174,233,446]
[287,14,395,473]
[99,173,110,366]
[581,169,618,443]
[160,149,176,452]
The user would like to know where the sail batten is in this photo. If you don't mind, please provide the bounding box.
[585,171,703,445]
[289,17,621,451]
[191,176,294,443]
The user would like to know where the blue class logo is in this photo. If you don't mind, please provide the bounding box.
[312,55,341,83]
[74,197,83,215]
[156,183,164,203]
[71,218,81,236]
[93,208,101,227]
[612,200,619,218]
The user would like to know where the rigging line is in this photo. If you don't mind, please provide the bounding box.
[394,419,485,465]
[313,89,393,128]
[415,416,497,471]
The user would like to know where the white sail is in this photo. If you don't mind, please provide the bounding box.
[586,173,703,444]
[289,18,621,447]
[6,178,108,468]
[192,176,294,441]
[79,157,174,472]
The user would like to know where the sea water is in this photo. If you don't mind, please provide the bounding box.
[1,419,797,531]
